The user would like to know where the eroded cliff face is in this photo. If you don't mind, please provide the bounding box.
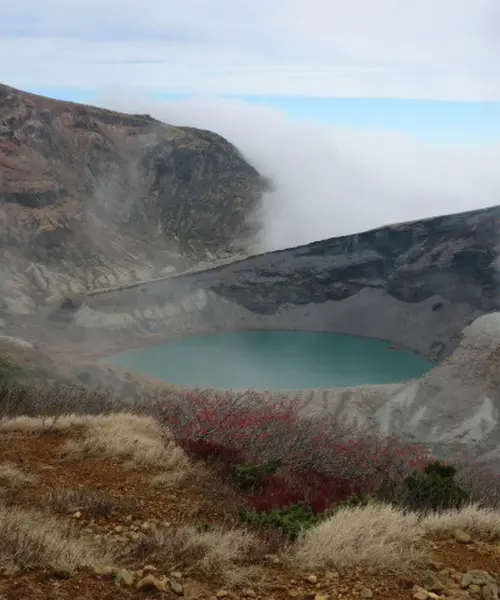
[0,84,265,315]
[52,204,498,365]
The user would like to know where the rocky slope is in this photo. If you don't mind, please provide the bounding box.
[0,84,265,315]
[61,204,500,361]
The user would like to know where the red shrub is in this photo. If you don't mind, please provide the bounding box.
[158,390,446,507]
[181,438,244,469]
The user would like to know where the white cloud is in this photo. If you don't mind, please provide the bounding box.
[93,92,500,250]
[1,0,500,99]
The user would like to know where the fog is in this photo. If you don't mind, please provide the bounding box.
[94,90,500,251]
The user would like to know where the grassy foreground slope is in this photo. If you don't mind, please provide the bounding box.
[0,380,499,599]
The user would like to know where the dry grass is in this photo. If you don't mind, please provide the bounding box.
[0,503,103,571]
[291,503,425,572]
[0,411,191,473]
[421,503,500,541]
[151,470,190,489]
[0,414,90,433]
[61,413,191,471]
[0,462,37,487]
[46,487,132,518]
[128,524,261,587]
[0,412,191,471]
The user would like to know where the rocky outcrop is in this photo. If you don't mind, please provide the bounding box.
[0,83,265,312]
[52,204,498,362]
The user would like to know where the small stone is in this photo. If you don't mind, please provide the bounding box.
[116,568,135,586]
[136,574,167,592]
[483,583,499,600]
[461,571,496,589]
[170,581,185,596]
[325,571,339,580]
[314,594,329,600]
[72,511,82,519]
[307,575,318,584]
[93,564,113,575]
[141,521,151,530]
[171,571,183,579]
[413,590,429,600]
[114,525,123,533]
[215,590,229,598]
[288,591,301,598]
[454,530,472,544]
[421,571,444,593]
[360,589,373,599]
[242,589,256,598]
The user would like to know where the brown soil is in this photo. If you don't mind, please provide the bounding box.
[0,428,498,600]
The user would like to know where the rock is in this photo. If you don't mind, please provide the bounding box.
[314,595,328,600]
[325,571,339,580]
[413,590,429,600]
[242,590,256,598]
[306,575,318,584]
[454,530,472,543]
[169,581,184,596]
[72,511,82,519]
[215,590,229,598]
[421,570,445,593]
[171,571,183,579]
[115,568,135,586]
[136,574,167,592]
[461,571,496,589]
[483,584,500,600]
[360,589,373,598]
[93,564,113,575]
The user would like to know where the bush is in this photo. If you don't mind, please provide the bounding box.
[158,390,500,510]
[404,460,470,511]
[231,459,282,490]
[239,502,322,540]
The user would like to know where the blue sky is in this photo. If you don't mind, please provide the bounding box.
[24,87,500,146]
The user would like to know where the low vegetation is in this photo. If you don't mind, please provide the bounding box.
[0,504,103,571]
[0,377,499,598]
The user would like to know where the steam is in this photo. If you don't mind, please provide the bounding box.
[94,91,500,251]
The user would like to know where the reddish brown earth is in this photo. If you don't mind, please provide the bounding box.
[0,427,498,600]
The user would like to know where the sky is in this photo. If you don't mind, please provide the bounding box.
[2,0,500,248]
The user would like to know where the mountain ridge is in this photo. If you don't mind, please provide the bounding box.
[0,83,265,314]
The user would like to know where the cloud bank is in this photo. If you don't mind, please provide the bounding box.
[2,0,500,100]
[93,92,500,251]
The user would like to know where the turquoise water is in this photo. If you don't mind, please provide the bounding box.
[106,330,434,390]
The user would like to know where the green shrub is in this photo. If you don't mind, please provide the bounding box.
[404,460,469,511]
[332,492,374,512]
[239,502,322,539]
[231,459,282,490]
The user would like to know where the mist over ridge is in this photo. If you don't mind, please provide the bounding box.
[92,89,500,252]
